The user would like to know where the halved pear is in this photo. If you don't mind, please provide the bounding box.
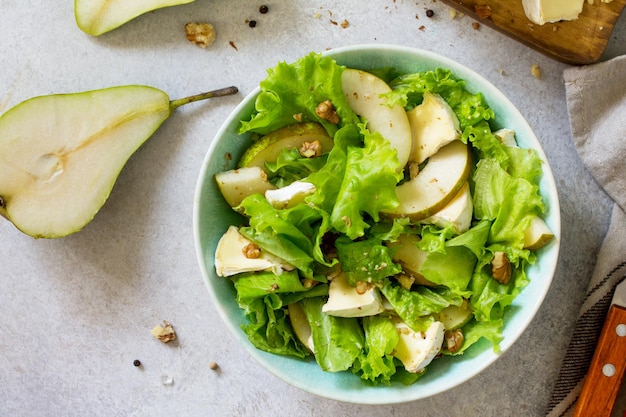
[341,68,412,169]
[408,92,461,164]
[383,140,472,221]
[0,85,237,238]
[420,181,473,235]
[239,122,333,169]
[75,0,194,36]
[215,166,276,208]
[523,215,554,250]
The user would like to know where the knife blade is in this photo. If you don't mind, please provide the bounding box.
[574,278,626,417]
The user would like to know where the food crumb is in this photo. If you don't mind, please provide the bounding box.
[161,375,174,386]
[472,21,480,30]
[426,9,434,18]
[209,361,219,371]
[133,359,142,367]
[151,320,177,343]
[340,19,349,28]
[248,20,257,28]
[419,25,426,31]
[448,8,457,19]
[184,22,216,48]
[531,64,542,78]
[259,4,269,13]
[229,41,238,51]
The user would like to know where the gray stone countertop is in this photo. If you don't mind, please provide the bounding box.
[1,1,625,416]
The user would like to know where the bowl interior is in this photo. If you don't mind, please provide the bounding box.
[193,44,561,404]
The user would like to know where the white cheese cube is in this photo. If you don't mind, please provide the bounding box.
[321,272,385,317]
[265,181,316,209]
[392,319,445,373]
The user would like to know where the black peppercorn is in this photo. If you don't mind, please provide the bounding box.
[259,5,269,14]
[249,20,257,28]
[426,9,434,18]
[133,359,141,367]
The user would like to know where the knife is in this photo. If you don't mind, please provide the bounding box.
[574,278,626,416]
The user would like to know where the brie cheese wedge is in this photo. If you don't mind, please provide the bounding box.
[522,0,584,25]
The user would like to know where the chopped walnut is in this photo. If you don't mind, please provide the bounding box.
[151,320,176,343]
[491,251,512,284]
[184,22,216,48]
[531,64,542,79]
[340,19,350,28]
[408,162,420,180]
[396,274,415,290]
[355,280,372,295]
[445,329,464,353]
[315,100,340,124]
[299,140,322,158]
[474,4,492,19]
[242,243,261,259]
[472,22,480,30]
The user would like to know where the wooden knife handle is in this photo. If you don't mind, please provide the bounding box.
[574,305,626,417]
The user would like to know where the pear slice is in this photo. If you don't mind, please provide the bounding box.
[420,181,473,235]
[0,85,237,238]
[239,122,333,169]
[75,0,194,36]
[523,215,554,250]
[215,166,276,208]
[288,302,315,352]
[384,140,472,221]
[388,234,436,287]
[341,69,412,169]
[438,299,473,330]
[408,92,461,164]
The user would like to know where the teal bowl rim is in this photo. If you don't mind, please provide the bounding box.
[193,43,561,404]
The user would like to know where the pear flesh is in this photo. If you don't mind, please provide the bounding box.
[408,91,461,164]
[75,0,195,36]
[341,68,412,169]
[384,140,471,220]
[0,85,237,238]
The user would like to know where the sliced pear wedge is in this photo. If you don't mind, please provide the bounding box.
[288,302,315,353]
[75,0,195,36]
[239,122,333,169]
[420,181,473,235]
[215,166,276,208]
[408,92,461,164]
[523,215,555,250]
[388,234,437,287]
[0,85,237,238]
[384,140,471,221]
[341,68,412,169]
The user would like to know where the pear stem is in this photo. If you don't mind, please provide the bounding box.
[169,86,239,111]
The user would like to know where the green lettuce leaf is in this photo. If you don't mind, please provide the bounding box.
[335,236,402,286]
[300,297,364,372]
[239,52,360,136]
[352,316,399,385]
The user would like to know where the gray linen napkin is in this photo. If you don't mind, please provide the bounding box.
[546,55,626,416]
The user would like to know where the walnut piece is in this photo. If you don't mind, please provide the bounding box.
[151,320,176,343]
[315,100,339,124]
[445,329,464,353]
[242,243,261,259]
[185,22,216,48]
[491,251,512,284]
[299,140,322,158]
[355,280,372,295]
[474,4,492,19]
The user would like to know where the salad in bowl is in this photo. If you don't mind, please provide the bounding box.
[194,44,560,403]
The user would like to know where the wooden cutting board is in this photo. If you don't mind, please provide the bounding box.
[440,0,626,65]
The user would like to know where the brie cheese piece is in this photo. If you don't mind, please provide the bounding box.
[321,272,385,318]
[214,226,294,277]
[522,0,584,25]
[392,319,445,372]
[265,181,315,209]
